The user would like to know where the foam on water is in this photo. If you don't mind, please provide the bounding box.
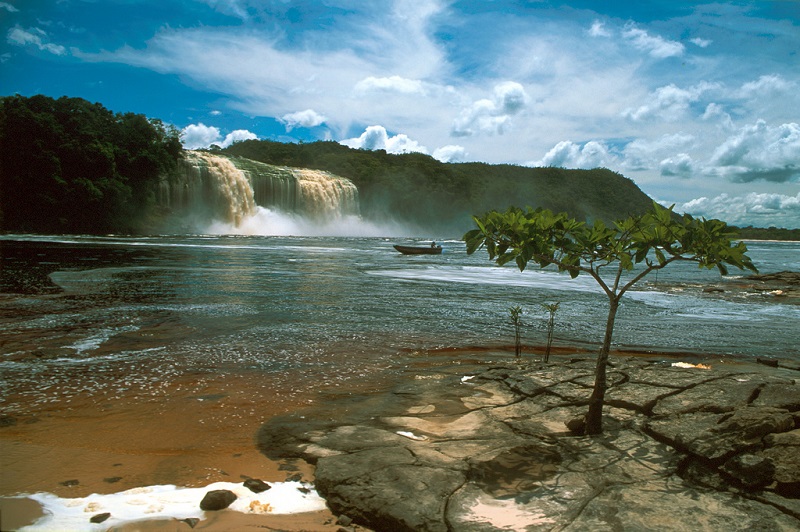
[18,480,327,531]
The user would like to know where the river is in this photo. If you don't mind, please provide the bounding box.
[0,234,798,529]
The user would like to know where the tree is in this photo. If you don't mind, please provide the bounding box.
[464,202,757,435]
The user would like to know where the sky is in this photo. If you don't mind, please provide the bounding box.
[1,0,799,228]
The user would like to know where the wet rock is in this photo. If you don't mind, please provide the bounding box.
[199,489,237,511]
[89,512,110,523]
[243,478,271,493]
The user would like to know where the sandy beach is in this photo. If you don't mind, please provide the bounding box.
[0,365,361,531]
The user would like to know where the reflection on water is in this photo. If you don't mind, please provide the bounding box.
[1,235,798,419]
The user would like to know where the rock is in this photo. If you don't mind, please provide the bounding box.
[757,357,780,368]
[761,429,800,488]
[336,514,353,526]
[182,517,200,528]
[645,407,795,462]
[722,454,775,488]
[199,489,237,511]
[565,416,586,435]
[651,375,762,415]
[257,357,800,531]
[243,478,271,493]
[89,512,111,523]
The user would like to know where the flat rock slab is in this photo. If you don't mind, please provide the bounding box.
[257,356,800,531]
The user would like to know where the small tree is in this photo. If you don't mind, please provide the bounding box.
[509,305,523,357]
[464,202,756,435]
[541,302,560,363]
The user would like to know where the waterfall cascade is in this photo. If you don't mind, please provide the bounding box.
[159,151,359,229]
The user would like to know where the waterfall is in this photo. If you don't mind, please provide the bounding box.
[294,169,359,221]
[159,151,360,231]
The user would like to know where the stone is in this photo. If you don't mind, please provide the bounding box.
[89,513,111,524]
[257,357,800,531]
[243,478,271,493]
[199,489,237,511]
[722,454,775,488]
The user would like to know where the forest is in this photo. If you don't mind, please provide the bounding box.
[1,94,795,239]
[0,94,182,233]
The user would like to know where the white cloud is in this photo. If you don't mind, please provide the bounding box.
[676,192,800,228]
[210,110,222,116]
[659,153,695,178]
[690,37,712,48]
[451,81,528,137]
[180,123,258,149]
[354,75,427,95]
[623,82,717,122]
[340,125,428,155]
[222,129,258,146]
[433,145,466,163]
[7,25,67,55]
[707,120,800,183]
[621,24,684,58]
[0,2,19,12]
[622,133,696,172]
[532,140,617,169]
[588,20,611,38]
[280,109,327,131]
[737,74,793,98]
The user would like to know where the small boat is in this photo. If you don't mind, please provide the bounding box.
[393,244,443,255]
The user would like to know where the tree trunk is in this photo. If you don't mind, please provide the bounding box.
[584,297,619,435]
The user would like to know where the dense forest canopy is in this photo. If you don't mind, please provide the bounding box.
[0,94,182,233]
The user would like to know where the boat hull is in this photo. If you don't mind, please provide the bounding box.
[393,245,442,255]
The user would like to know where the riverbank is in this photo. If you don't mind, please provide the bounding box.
[3,348,798,530]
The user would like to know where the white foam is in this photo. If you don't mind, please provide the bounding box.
[18,480,327,531]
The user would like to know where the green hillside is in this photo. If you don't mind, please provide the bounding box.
[222,140,656,234]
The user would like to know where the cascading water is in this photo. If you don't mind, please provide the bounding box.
[159,151,362,234]
[294,169,359,221]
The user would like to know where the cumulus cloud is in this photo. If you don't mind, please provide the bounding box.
[223,129,258,145]
[621,23,684,58]
[707,120,800,183]
[280,109,327,131]
[180,123,258,149]
[623,82,717,122]
[340,125,428,155]
[354,75,427,95]
[433,145,467,163]
[7,25,67,55]
[622,133,696,172]
[532,140,617,169]
[676,192,800,228]
[737,74,794,99]
[659,153,695,178]
[451,81,529,137]
[0,2,19,12]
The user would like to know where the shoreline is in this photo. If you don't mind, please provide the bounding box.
[2,347,797,531]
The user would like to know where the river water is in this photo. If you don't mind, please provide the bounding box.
[1,234,798,421]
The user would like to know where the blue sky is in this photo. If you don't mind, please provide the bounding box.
[2,0,799,228]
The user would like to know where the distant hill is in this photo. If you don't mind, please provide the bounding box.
[222,140,656,234]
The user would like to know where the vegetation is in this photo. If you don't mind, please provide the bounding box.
[541,302,560,363]
[464,202,757,434]
[509,305,523,358]
[732,226,800,241]
[0,94,182,233]
[223,139,656,234]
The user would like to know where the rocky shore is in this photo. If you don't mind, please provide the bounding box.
[258,355,800,531]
